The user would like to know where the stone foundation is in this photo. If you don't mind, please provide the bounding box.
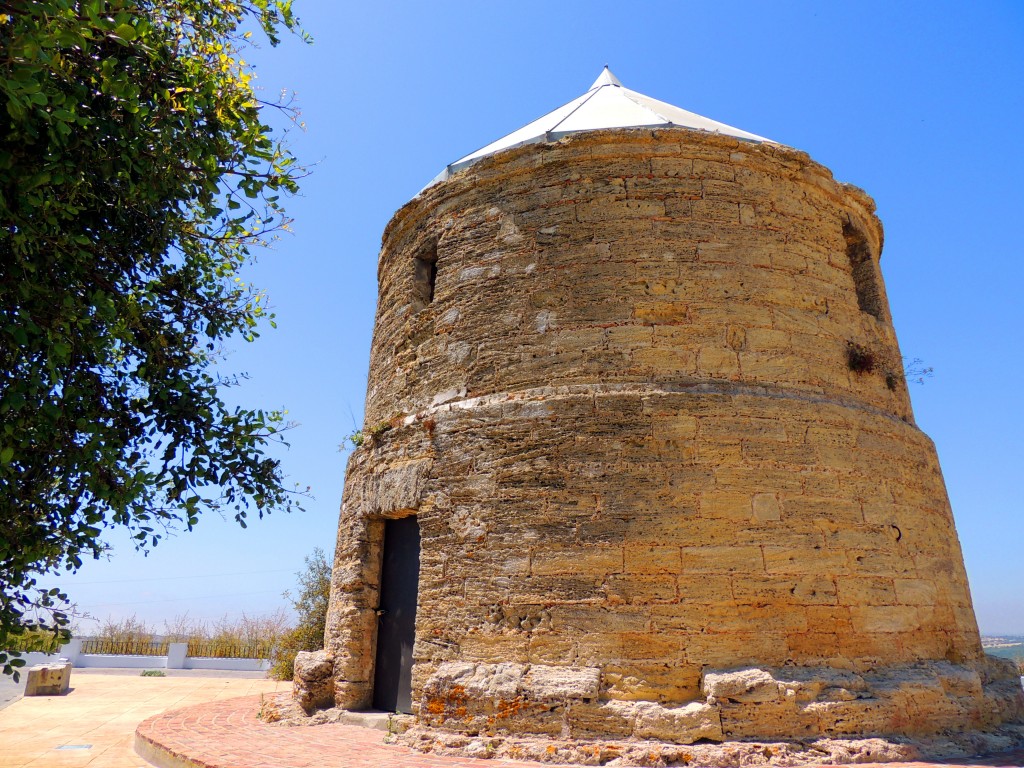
[398,727,1024,767]
[409,657,1022,746]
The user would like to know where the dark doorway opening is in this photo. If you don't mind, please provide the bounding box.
[372,516,420,713]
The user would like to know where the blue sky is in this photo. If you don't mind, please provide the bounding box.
[57,1,1024,636]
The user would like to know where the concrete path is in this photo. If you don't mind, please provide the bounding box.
[0,669,284,767]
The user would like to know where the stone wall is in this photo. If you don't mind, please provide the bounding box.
[318,128,1023,745]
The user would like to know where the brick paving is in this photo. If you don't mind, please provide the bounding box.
[136,695,533,768]
[135,695,1024,768]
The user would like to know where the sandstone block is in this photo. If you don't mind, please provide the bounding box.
[356,458,432,516]
[703,668,780,704]
[751,493,782,522]
[634,701,724,743]
[292,650,335,713]
[720,699,818,739]
[624,544,680,574]
[567,700,636,739]
[602,662,702,703]
[522,665,600,702]
[532,547,622,576]
[604,574,677,604]
[24,663,71,696]
[680,545,763,573]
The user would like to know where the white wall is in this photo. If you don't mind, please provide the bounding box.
[12,639,270,672]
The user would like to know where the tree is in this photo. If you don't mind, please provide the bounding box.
[0,0,307,677]
[270,547,330,681]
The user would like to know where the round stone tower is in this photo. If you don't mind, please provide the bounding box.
[311,69,1023,761]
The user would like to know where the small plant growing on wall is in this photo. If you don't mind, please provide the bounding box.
[846,342,876,374]
[903,357,934,385]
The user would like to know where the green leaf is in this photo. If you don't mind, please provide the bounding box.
[113,23,136,41]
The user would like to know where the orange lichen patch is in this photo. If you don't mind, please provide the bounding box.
[424,698,446,715]
[495,697,529,720]
[448,685,467,701]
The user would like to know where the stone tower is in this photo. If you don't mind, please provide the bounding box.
[310,69,1023,761]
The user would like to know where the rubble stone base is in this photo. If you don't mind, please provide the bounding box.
[292,650,335,714]
[396,726,1024,767]
[390,658,1024,765]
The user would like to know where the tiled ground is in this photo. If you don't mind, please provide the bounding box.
[0,671,284,767]
[136,694,1024,768]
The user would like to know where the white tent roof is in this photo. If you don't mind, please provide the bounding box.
[429,67,773,186]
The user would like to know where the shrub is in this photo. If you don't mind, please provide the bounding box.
[98,615,154,645]
[85,610,294,660]
[5,627,64,653]
[270,548,331,681]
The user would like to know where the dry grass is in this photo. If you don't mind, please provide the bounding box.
[160,610,291,648]
[83,611,293,659]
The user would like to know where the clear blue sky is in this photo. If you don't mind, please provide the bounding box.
[56,1,1024,636]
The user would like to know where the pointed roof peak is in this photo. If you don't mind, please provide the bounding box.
[589,65,622,90]
[427,69,775,188]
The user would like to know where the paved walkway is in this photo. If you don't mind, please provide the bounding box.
[3,670,1024,768]
[137,696,532,768]
[135,694,1024,768]
[0,673,22,711]
[0,670,284,767]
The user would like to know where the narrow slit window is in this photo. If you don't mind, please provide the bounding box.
[843,221,884,321]
[412,239,438,313]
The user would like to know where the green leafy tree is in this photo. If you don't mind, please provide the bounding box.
[0,0,307,677]
[270,547,330,681]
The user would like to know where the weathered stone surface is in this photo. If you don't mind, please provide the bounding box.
[24,662,70,696]
[634,700,723,743]
[292,650,335,714]
[425,661,525,701]
[522,665,600,702]
[704,668,780,704]
[317,126,1024,748]
[351,458,432,516]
